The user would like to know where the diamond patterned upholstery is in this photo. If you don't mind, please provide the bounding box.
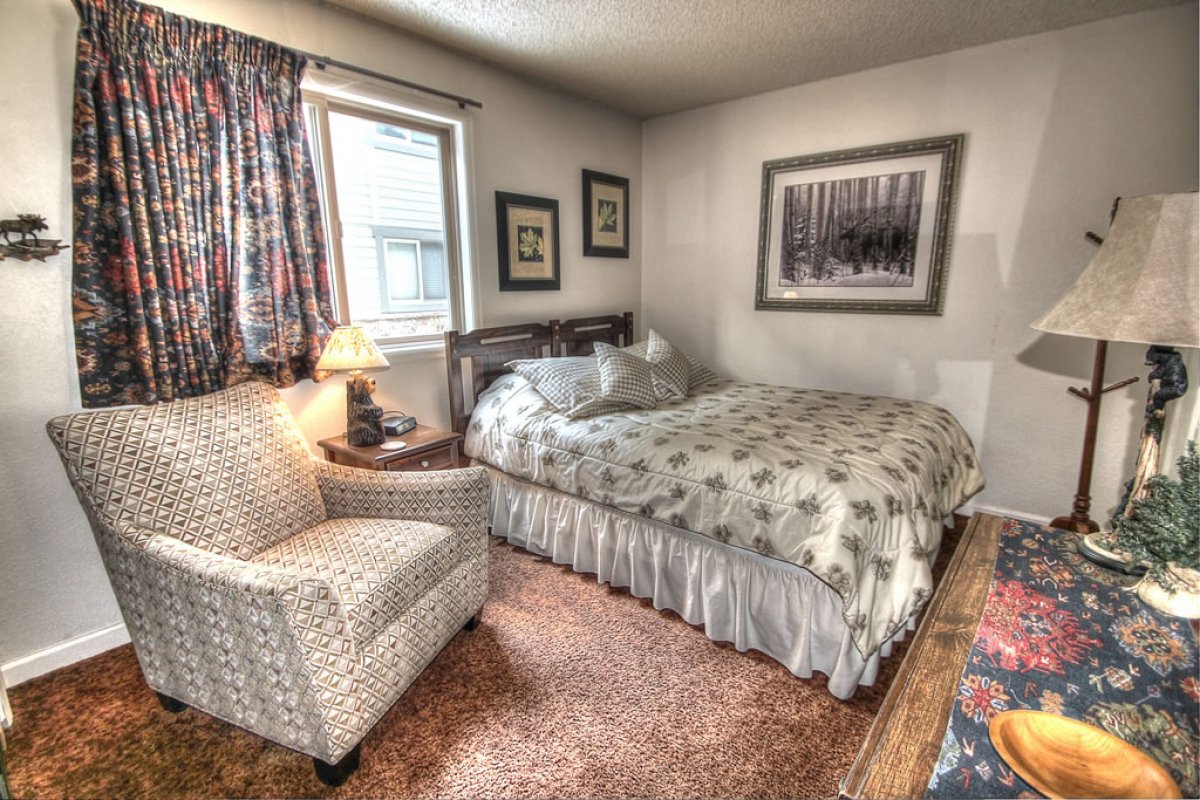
[253,518,460,647]
[46,381,489,765]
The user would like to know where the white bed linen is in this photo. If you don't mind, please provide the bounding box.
[467,374,984,657]
[488,469,912,698]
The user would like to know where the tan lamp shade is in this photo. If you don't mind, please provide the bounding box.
[1031,193,1199,349]
[315,326,390,372]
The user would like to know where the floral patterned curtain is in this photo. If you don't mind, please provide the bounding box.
[71,0,335,407]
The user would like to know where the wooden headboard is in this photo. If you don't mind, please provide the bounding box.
[444,311,634,435]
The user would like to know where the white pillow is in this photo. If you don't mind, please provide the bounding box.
[594,342,657,409]
[506,356,633,419]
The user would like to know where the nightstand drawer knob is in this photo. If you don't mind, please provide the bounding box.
[420,459,431,468]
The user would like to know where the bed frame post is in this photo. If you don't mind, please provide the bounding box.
[444,329,468,435]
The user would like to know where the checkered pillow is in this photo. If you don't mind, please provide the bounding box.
[594,342,657,409]
[684,356,719,390]
[624,331,718,397]
[643,329,691,399]
[506,357,633,419]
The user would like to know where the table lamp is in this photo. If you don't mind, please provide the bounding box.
[1031,192,1198,561]
[315,325,391,446]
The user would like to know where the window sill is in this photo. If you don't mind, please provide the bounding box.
[378,340,445,364]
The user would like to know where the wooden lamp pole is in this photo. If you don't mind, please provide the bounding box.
[1050,339,1138,533]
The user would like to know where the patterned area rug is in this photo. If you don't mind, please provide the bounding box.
[926,517,1199,798]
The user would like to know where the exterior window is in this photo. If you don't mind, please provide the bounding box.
[304,94,471,347]
[384,240,422,302]
[380,236,446,309]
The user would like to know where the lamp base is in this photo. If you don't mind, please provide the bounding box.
[346,373,386,447]
[1113,346,1188,521]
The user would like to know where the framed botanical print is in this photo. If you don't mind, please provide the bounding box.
[582,169,629,258]
[496,191,561,291]
[754,134,964,314]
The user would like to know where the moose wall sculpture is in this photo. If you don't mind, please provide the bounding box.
[0,214,48,244]
[0,213,68,262]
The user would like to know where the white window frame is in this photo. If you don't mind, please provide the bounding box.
[380,236,450,310]
[303,78,478,355]
[382,236,424,305]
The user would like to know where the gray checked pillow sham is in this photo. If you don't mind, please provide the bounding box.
[644,329,690,399]
[624,334,718,392]
[594,342,657,409]
[506,356,640,419]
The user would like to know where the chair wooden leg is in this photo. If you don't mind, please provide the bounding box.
[155,692,187,713]
[463,610,481,631]
[314,744,360,787]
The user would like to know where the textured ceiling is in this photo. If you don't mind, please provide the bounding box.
[325,0,1186,118]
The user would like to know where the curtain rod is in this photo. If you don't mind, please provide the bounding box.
[303,52,483,110]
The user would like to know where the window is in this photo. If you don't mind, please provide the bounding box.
[304,91,473,348]
[379,234,446,310]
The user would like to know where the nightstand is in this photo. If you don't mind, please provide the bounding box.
[318,425,464,472]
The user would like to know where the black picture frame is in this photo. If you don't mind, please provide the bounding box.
[754,134,964,315]
[496,191,561,291]
[582,169,630,258]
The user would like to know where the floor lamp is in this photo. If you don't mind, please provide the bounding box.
[1031,193,1198,556]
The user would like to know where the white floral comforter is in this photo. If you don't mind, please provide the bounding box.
[465,375,985,656]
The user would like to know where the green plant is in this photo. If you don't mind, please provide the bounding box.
[1115,440,1199,589]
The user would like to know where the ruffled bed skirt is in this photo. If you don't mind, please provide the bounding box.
[486,468,916,699]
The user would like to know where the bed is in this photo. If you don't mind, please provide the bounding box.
[445,313,985,698]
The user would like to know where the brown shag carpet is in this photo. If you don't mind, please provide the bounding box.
[7,525,961,799]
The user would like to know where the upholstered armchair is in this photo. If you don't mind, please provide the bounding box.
[46,381,489,786]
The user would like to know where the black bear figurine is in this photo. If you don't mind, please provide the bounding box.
[346,374,386,447]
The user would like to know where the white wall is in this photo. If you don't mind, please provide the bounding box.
[0,0,641,681]
[641,4,1198,525]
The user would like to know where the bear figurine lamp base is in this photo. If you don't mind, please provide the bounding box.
[315,326,391,447]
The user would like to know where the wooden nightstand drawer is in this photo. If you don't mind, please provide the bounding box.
[317,425,463,472]
[385,443,457,472]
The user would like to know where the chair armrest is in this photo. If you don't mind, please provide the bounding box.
[121,521,330,599]
[111,521,363,762]
[316,462,491,538]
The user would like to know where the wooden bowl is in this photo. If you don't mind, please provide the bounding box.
[989,710,1180,799]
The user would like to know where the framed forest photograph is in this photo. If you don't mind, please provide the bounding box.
[496,191,561,291]
[755,134,964,314]
[582,169,629,258]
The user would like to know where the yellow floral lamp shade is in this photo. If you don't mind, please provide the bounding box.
[315,326,390,372]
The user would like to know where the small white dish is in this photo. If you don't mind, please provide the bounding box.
[380,441,408,451]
